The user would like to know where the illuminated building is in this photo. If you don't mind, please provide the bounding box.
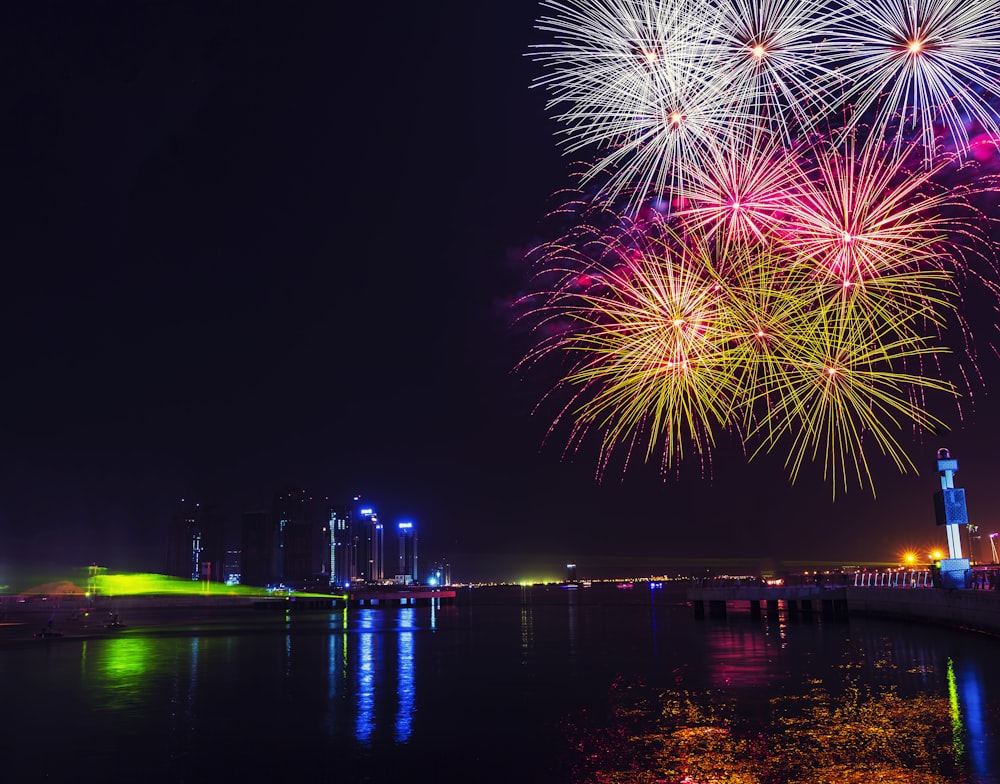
[328,506,351,588]
[166,499,224,582]
[353,499,383,583]
[224,549,242,585]
[368,516,384,582]
[428,560,450,587]
[397,520,418,585]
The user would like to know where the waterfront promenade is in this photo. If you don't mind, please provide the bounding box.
[688,570,1000,636]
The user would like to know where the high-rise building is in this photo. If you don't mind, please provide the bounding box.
[328,506,351,588]
[397,520,418,585]
[166,499,224,582]
[224,549,242,585]
[353,499,383,584]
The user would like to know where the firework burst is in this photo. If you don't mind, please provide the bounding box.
[831,0,1000,162]
[774,133,982,343]
[671,129,801,249]
[521,218,744,476]
[703,0,845,144]
[532,0,764,207]
[750,298,956,492]
[522,200,961,492]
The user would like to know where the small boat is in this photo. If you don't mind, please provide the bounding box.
[104,613,127,630]
[34,628,63,639]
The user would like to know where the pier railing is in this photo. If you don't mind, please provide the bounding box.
[690,571,935,591]
[852,570,933,588]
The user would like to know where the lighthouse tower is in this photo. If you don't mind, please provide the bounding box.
[933,448,971,588]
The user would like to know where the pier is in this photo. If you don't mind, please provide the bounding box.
[687,571,1000,636]
[688,584,850,622]
[254,588,458,610]
[345,588,456,608]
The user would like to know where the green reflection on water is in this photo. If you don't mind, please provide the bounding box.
[947,657,965,761]
[89,637,157,712]
[100,636,153,681]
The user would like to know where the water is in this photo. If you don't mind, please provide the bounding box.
[3,583,1000,783]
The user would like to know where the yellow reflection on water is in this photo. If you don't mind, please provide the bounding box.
[564,678,961,783]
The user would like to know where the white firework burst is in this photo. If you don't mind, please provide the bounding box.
[831,0,1000,162]
[532,0,763,209]
[702,0,847,144]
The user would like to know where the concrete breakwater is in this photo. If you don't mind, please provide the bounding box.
[843,586,1000,636]
[687,583,1000,636]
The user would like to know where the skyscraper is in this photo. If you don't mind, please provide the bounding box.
[166,499,224,582]
[328,505,351,589]
[224,549,242,585]
[397,520,418,585]
[353,499,383,584]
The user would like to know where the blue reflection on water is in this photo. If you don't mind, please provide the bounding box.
[354,609,376,744]
[958,658,990,779]
[396,608,415,742]
[325,611,347,736]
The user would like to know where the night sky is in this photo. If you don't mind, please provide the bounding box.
[4,2,1000,584]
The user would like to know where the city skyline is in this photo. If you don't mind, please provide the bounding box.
[3,3,1000,586]
[160,490,428,588]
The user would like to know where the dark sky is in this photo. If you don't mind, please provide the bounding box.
[3,2,1000,583]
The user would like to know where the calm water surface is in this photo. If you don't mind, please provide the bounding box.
[2,584,999,783]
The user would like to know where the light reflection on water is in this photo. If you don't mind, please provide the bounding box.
[703,623,784,688]
[2,587,999,783]
[354,609,377,744]
[396,608,415,743]
[564,602,1000,784]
